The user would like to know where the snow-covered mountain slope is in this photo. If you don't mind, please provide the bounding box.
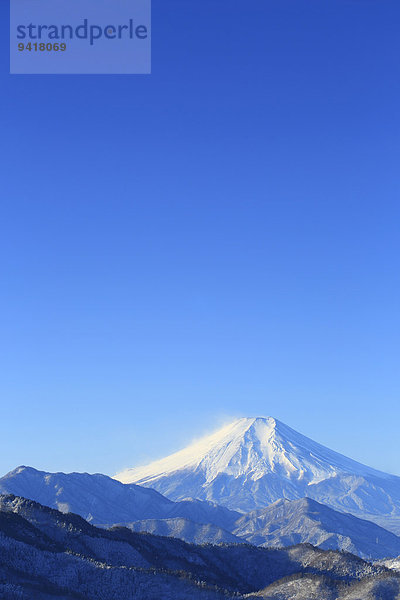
[0,466,171,524]
[0,466,239,531]
[233,498,400,560]
[377,557,400,573]
[115,417,400,533]
[127,517,244,545]
[251,572,400,600]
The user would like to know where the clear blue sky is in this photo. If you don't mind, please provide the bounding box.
[1,0,399,478]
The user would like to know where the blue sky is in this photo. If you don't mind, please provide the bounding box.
[1,0,399,477]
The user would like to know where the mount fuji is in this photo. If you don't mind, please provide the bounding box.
[115,416,400,534]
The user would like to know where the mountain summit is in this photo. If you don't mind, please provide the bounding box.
[116,417,387,486]
[115,416,400,532]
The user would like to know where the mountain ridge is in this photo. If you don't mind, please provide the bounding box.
[233,497,400,559]
[0,465,239,534]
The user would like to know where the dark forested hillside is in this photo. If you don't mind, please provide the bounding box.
[1,495,399,600]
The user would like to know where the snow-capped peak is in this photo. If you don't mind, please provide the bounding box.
[115,416,385,487]
[114,416,400,520]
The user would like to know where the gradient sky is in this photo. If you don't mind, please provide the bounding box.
[1,0,399,478]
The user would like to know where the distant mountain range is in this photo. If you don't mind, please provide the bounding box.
[233,497,400,559]
[116,416,400,534]
[0,466,239,545]
[127,517,243,545]
[2,465,400,559]
[1,494,398,600]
